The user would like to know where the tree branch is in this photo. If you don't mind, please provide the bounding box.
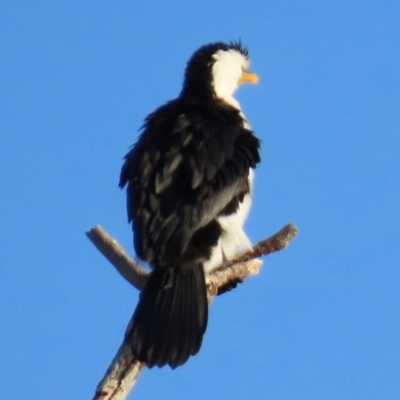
[86,226,148,291]
[87,223,297,400]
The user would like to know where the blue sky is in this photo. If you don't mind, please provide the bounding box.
[1,1,399,399]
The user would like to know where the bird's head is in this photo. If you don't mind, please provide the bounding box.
[181,41,258,108]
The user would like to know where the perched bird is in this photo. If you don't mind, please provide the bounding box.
[119,41,261,369]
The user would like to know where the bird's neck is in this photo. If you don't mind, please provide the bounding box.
[216,93,241,111]
[180,90,241,110]
[179,91,251,129]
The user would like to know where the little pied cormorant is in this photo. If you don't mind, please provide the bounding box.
[119,41,261,369]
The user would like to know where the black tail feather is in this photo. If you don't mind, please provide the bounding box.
[126,265,208,369]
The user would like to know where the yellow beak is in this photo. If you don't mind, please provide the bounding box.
[238,70,259,85]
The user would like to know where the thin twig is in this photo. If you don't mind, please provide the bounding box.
[230,223,298,264]
[86,226,148,290]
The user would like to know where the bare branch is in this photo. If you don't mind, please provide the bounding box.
[86,226,148,291]
[92,343,144,400]
[206,259,263,300]
[88,223,298,400]
[86,223,297,291]
[231,223,298,264]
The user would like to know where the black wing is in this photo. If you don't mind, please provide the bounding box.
[120,100,260,266]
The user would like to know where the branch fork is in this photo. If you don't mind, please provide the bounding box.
[86,223,298,400]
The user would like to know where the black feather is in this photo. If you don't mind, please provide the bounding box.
[128,266,207,369]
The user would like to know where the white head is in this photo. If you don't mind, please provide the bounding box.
[181,41,258,108]
[211,49,257,108]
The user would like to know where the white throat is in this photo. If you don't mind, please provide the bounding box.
[211,49,249,110]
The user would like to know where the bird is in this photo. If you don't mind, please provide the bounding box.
[119,41,261,369]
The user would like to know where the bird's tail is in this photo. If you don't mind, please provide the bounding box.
[126,265,208,369]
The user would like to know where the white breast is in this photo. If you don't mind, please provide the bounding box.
[203,168,254,274]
